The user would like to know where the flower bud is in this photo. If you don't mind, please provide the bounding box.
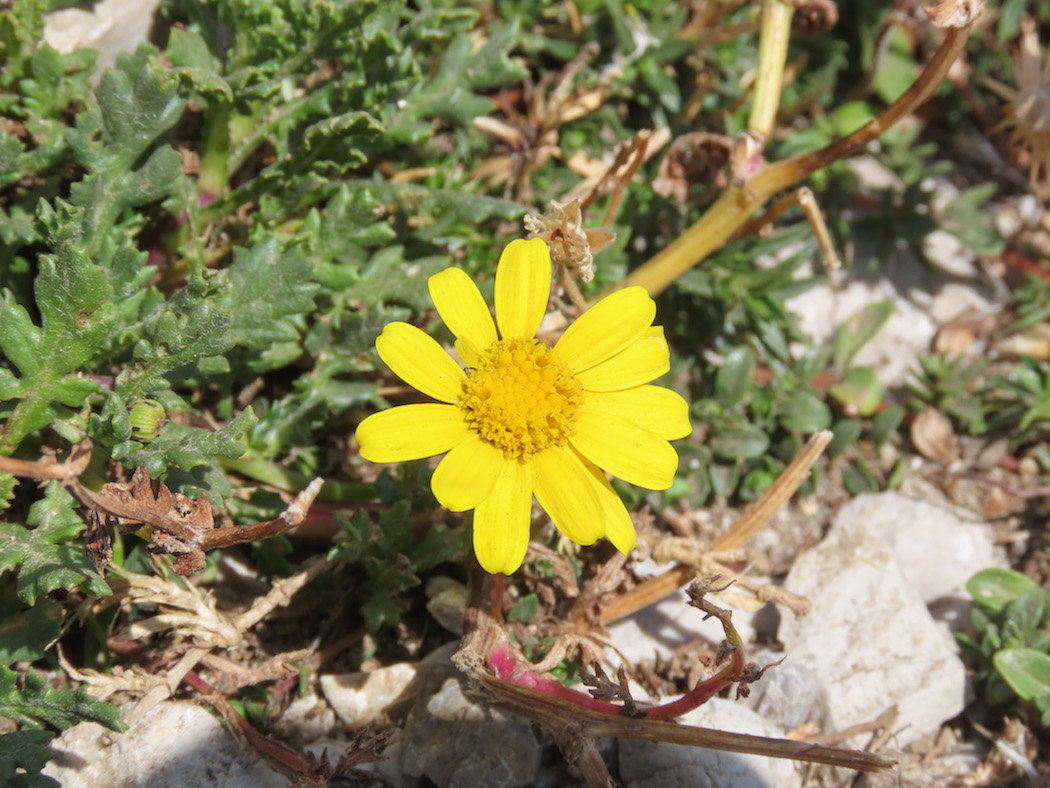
[128,399,166,441]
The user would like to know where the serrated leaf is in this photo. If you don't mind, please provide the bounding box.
[0,473,15,512]
[0,667,122,732]
[403,22,528,123]
[0,599,62,664]
[0,213,110,451]
[218,237,319,366]
[0,482,109,604]
[66,62,184,187]
[0,729,58,787]
[167,27,233,101]
[115,406,257,476]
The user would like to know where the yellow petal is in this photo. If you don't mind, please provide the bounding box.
[473,459,533,575]
[531,445,605,546]
[376,322,465,403]
[575,449,636,555]
[356,404,471,463]
[570,409,679,490]
[431,435,505,512]
[455,338,480,368]
[429,267,498,359]
[495,238,551,340]
[554,286,655,373]
[576,327,670,391]
[583,385,691,440]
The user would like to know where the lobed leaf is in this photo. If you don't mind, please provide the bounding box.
[0,483,109,604]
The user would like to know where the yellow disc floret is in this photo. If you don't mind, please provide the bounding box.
[460,337,582,459]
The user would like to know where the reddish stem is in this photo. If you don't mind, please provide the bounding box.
[643,648,744,721]
[183,671,308,774]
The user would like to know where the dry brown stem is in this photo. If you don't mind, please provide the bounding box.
[599,430,831,625]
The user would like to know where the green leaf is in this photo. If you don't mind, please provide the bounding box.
[0,482,109,604]
[709,423,769,461]
[872,27,919,105]
[0,215,109,452]
[870,405,905,447]
[114,406,258,477]
[0,667,122,731]
[994,648,1050,703]
[997,0,1028,41]
[0,729,59,788]
[827,419,863,456]
[402,22,528,123]
[166,27,233,101]
[507,593,540,623]
[842,458,880,495]
[779,389,832,433]
[0,599,62,664]
[828,366,885,417]
[715,346,756,405]
[112,277,235,404]
[217,238,319,372]
[0,473,16,512]
[967,569,1041,615]
[940,183,1004,256]
[834,302,893,370]
[709,461,742,498]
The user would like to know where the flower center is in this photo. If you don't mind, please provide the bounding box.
[459,337,582,459]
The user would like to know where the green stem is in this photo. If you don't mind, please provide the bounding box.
[197,101,232,197]
[220,455,377,502]
[748,0,794,140]
[621,23,972,297]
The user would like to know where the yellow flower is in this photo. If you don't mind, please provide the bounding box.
[355,238,690,575]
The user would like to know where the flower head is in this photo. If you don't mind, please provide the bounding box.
[355,238,690,575]
[985,18,1050,194]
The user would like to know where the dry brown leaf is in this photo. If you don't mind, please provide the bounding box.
[911,406,957,464]
[923,0,985,28]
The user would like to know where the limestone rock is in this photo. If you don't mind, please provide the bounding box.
[320,662,419,727]
[43,701,285,788]
[778,527,966,747]
[401,675,542,787]
[45,0,161,75]
[832,491,1005,618]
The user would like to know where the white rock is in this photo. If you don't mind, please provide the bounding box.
[605,558,768,665]
[780,208,1004,386]
[426,576,469,635]
[744,651,827,732]
[45,0,161,75]
[832,491,1006,628]
[605,585,697,663]
[320,662,419,727]
[272,690,339,747]
[778,527,966,747]
[619,697,802,788]
[402,676,542,788]
[43,701,285,788]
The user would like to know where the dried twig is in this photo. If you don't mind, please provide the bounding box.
[0,440,323,576]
